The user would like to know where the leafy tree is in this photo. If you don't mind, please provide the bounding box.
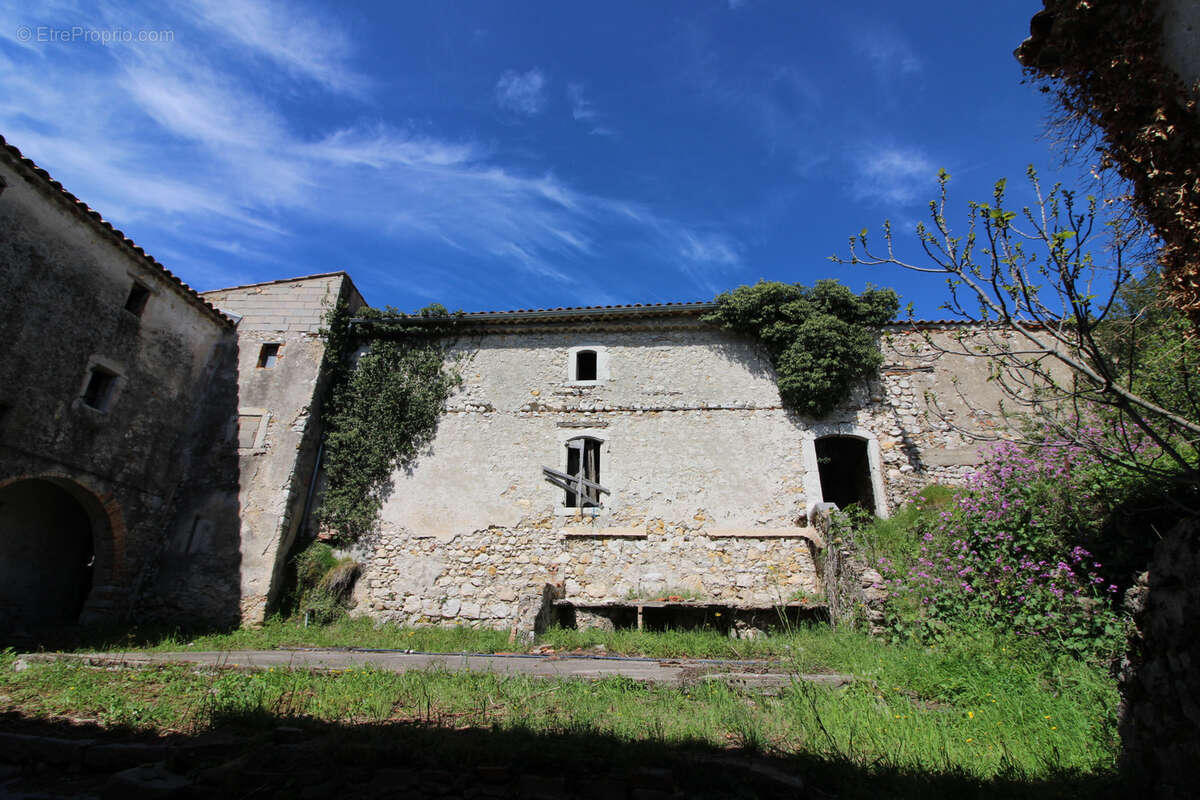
[835,168,1200,491]
[703,279,899,417]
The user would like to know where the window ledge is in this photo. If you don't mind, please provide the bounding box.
[706,528,824,546]
[562,526,646,538]
[554,506,604,517]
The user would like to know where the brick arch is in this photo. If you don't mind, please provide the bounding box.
[0,471,127,600]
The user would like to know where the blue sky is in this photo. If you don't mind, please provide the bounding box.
[0,1,1070,316]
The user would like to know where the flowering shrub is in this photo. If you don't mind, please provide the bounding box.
[881,439,1128,659]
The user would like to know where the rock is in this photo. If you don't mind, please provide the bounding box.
[496,587,517,602]
[460,602,481,619]
[102,762,191,799]
[11,658,28,673]
[441,598,461,617]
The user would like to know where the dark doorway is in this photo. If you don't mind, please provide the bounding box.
[815,436,876,512]
[0,480,95,628]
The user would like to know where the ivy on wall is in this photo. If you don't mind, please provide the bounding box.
[316,303,463,543]
[703,279,899,417]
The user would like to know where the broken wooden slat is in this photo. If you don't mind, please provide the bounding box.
[541,466,610,494]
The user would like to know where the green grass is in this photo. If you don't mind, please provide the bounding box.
[65,616,515,655]
[851,484,958,573]
[0,634,1118,796]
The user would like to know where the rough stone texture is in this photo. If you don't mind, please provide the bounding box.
[165,273,366,625]
[356,317,1010,629]
[0,148,237,628]
[1118,515,1200,798]
[817,506,888,635]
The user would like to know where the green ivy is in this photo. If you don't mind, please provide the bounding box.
[316,303,463,543]
[702,279,899,417]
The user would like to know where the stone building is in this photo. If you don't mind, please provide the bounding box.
[0,135,236,630]
[352,306,1006,631]
[143,273,365,627]
[0,129,1010,637]
[0,134,363,632]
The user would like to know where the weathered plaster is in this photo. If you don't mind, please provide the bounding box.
[356,319,1011,629]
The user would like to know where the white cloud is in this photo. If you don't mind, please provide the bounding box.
[495,68,548,116]
[851,146,937,205]
[0,3,738,300]
[566,83,595,121]
[853,25,922,76]
[181,0,368,94]
[678,231,741,266]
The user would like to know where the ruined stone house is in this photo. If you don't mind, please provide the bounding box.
[0,131,1010,634]
[350,307,1007,631]
[0,134,364,632]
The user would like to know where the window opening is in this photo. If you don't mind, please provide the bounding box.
[82,367,117,411]
[237,413,264,449]
[542,437,609,508]
[575,349,598,381]
[257,343,281,368]
[814,436,875,512]
[123,282,150,316]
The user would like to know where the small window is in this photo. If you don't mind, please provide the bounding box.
[564,437,602,508]
[123,282,151,317]
[575,350,597,381]
[237,413,264,449]
[257,343,281,369]
[82,367,117,411]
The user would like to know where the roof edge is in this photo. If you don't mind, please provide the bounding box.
[349,301,1009,329]
[0,134,234,327]
[201,271,357,295]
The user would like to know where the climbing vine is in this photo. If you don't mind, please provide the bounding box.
[703,279,899,417]
[317,303,463,543]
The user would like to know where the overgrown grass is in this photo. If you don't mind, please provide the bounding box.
[850,484,958,573]
[0,634,1118,796]
[66,616,514,655]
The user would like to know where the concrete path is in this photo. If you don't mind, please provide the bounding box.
[25,649,852,691]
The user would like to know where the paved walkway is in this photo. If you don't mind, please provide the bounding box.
[26,649,852,690]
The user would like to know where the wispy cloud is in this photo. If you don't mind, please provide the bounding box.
[495,67,548,116]
[566,82,595,121]
[567,82,616,136]
[0,5,738,301]
[852,24,922,77]
[181,0,368,95]
[675,24,821,168]
[850,146,937,205]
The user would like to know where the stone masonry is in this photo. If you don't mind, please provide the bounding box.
[354,310,1009,630]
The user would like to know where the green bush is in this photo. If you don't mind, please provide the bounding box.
[287,541,360,624]
[703,279,899,417]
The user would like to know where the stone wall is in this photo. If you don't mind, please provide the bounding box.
[0,146,236,628]
[353,316,1010,629]
[1118,515,1200,798]
[145,274,366,626]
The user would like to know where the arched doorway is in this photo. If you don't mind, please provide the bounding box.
[0,479,96,627]
[814,435,877,513]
